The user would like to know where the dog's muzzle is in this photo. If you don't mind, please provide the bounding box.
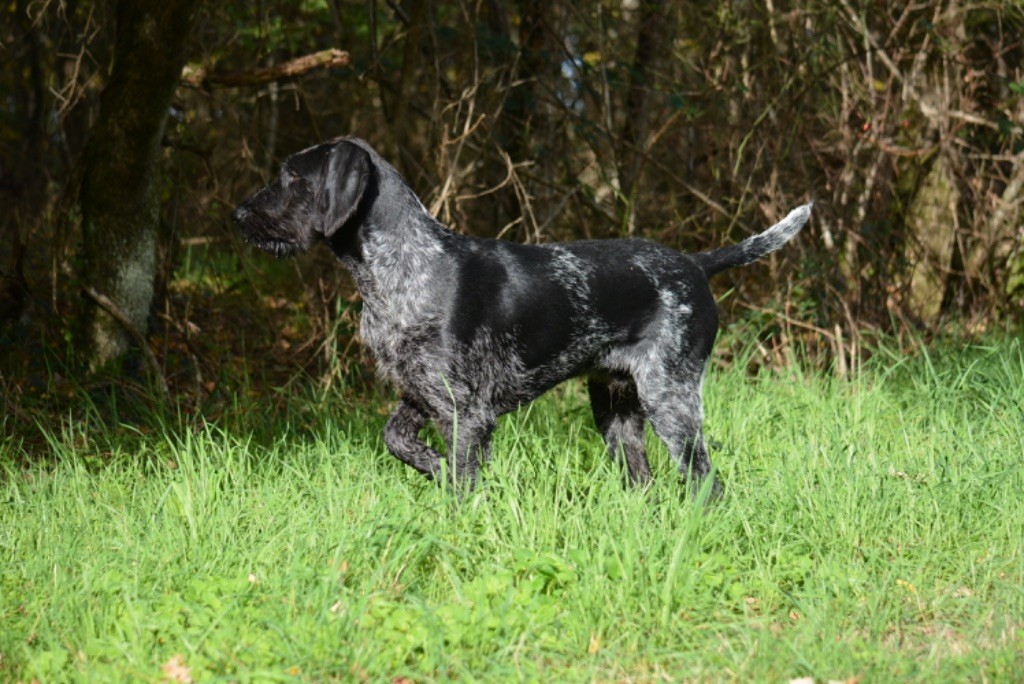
[231,205,304,258]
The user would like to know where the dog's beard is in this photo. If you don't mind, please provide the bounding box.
[238,217,310,258]
[246,235,303,258]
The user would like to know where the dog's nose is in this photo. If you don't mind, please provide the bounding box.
[230,206,249,224]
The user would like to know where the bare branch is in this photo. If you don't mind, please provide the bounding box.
[180,49,350,90]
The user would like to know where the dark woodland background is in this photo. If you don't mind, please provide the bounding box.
[1,0,1023,414]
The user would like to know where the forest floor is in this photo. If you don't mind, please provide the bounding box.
[2,338,1022,682]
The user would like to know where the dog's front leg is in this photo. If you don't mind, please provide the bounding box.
[437,413,496,492]
[384,397,444,479]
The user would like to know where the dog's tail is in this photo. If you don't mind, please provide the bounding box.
[692,203,812,278]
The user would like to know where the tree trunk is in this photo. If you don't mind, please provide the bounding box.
[905,154,959,323]
[0,0,47,325]
[392,0,429,184]
[617,0,674,236]
[501,0,564,241]
[79,0,197,371]
[478,0,520,235]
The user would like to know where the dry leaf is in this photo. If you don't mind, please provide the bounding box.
[588,634,601,655]
[162,654,193,684]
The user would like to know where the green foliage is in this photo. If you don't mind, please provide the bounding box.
[2,338,1023,681]
[359,549,572,672]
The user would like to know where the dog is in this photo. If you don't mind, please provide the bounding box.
[232,136,811,494]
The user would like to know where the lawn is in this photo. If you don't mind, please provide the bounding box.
[2,339,1022,682]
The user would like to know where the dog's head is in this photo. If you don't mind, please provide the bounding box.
[231,139,372,257]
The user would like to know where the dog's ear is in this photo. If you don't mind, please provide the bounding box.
[320,141,371,238]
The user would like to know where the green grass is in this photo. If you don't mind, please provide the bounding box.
[2,339,1022,682]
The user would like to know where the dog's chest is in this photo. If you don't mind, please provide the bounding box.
[358,300,445,385]
[349,227,454,380]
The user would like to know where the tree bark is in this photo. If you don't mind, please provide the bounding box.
[501,0,564,240]
[392,1,429,184]
[79,0,198,371]
[617,0,675,236]
[905,154,959,323]
[507,0,557,163]
[0,0,46,324]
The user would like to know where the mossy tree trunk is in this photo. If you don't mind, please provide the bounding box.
[905,154,960,323]
[79,0,197,372]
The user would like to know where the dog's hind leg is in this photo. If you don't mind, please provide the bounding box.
[636,365,723,499]
[384,396,444,479]
[587,375,652,486]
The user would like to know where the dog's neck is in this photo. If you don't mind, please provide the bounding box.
[331,163,455,326]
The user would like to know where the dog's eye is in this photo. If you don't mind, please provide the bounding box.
[282,169,301,185]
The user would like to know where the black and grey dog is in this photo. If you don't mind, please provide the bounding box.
[232,136,811,494]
